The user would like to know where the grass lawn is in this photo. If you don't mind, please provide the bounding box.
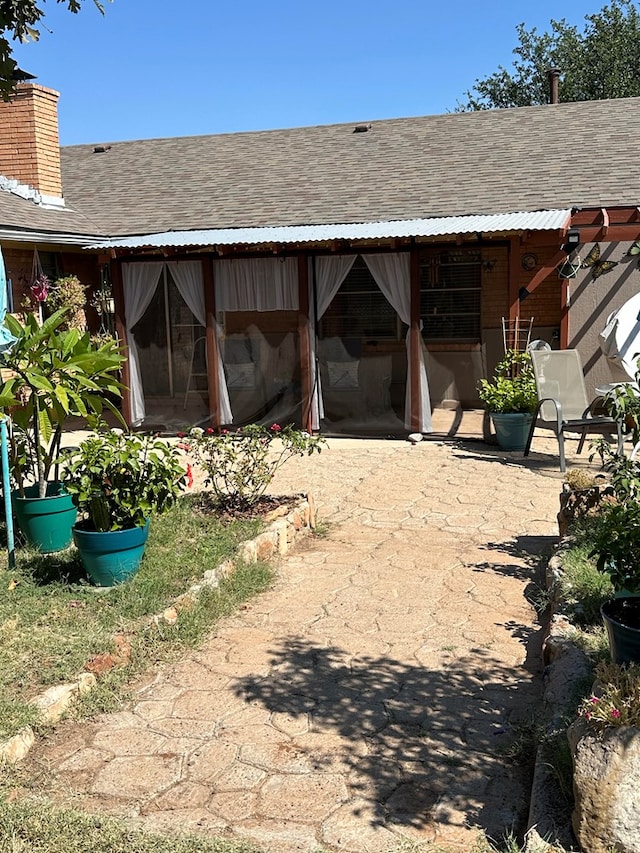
[0,494,273,741]
[0,797,261,853]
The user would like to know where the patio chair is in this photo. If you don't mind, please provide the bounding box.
[523,349,624,472]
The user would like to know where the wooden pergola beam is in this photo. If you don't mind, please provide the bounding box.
[518,249,566,302]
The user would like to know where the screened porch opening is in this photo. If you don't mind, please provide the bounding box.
[219,310,301,428]
[132,266,208,431]
[318,257,407,435]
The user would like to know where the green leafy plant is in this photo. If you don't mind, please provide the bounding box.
[599,357,640,445]
[579,660,640,731]
[60,431,189,531]
[0,310,124,497]
[587,498,640,593]
[586,439,640,593]
[477,349,538,414]
[186,423,326,511]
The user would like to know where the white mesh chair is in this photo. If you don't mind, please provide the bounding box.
[524,349,624,472]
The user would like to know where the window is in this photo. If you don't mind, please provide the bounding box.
[320,256,400,340]
[420,249,481,341]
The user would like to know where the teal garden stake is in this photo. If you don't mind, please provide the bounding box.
[0,417,15,568]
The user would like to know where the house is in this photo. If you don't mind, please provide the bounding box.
[3,82,640,436]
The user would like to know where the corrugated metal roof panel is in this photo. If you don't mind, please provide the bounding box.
[86,209,571,250]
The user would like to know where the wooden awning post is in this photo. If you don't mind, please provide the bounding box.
[409,250,421,431]
[297,256,313,433]
[202,259,221,429]
[110,260,131,427]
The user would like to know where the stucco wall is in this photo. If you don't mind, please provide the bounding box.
[568,241,640,397]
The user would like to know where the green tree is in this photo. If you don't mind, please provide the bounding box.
[0,0,106,99]
[457,0,640,110]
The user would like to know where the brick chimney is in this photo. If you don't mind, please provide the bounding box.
[0,83,63,201]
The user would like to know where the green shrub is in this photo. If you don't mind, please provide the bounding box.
[186,423,325,510]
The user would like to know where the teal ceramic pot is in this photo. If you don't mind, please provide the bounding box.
[491,412,534,452]
[13,482,77,553]
[601,597,640,664]
[73,519,150,587]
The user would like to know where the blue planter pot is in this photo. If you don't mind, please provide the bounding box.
[491,412,534,452]
[13,482,77,553]
[73,519,150,587]
[601,597,640,664]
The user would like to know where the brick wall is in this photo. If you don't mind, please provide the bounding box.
[2,246,101,316]
[0,84,62,198]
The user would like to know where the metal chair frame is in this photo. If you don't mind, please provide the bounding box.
[523,349,624,472]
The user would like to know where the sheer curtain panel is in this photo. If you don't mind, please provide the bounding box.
[168,261,232,424]
[363,253,431,432]
[122,262,164,426]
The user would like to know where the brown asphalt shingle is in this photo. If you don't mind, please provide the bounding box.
[5,97,640,239]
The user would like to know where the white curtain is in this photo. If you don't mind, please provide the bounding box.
[309,255,357,428]
[122,262,164,427]
[168,261,232,424]
[214,258,298,311]
[363,253,432,432]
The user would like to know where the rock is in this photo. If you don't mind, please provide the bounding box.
[31,683,81,723]
[569,718,640,853]
[0,726,35,764]
[162,607,178,626]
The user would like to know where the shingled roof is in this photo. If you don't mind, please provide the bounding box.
[5,96,640,243]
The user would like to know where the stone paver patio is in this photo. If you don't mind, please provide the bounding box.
[24,430,586,852]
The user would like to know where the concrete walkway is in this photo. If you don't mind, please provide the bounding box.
[25,434,574,852]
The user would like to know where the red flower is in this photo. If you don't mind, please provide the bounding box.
[206,427,214,435]
[270,423,282,432]
[186,463,194,489]
[177,431,186,438]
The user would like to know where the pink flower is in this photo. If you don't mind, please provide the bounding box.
[30,273,50,303]
[221,429,229,435]
[270,423,282,432]
[177,432,186,438]
[611,708,621,719]
[590,697,600,704]
[177,442,190,451]
[186,463,194,489]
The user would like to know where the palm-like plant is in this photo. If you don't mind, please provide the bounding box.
[0,309,124,497]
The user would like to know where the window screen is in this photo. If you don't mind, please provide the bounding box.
[420,249,482,341]
[320,256,399,340]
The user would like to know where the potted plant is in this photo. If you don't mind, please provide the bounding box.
[478,349,538,451]
[60,430,188,586]
[589,438,640,663]
[0,310,124,552]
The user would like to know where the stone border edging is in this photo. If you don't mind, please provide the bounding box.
[525,542,594,852]
[0,493,315,766]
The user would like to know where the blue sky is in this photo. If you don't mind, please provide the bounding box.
[11,0,599,145]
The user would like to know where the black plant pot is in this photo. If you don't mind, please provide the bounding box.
[601,597,640,664]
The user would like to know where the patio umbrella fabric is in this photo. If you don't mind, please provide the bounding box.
[0,247,16,353]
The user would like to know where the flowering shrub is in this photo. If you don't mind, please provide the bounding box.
[185,423,326,510]
[579,661,640,731]
[61,430,189,531]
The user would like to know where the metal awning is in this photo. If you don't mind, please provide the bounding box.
[86,209,572,250]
